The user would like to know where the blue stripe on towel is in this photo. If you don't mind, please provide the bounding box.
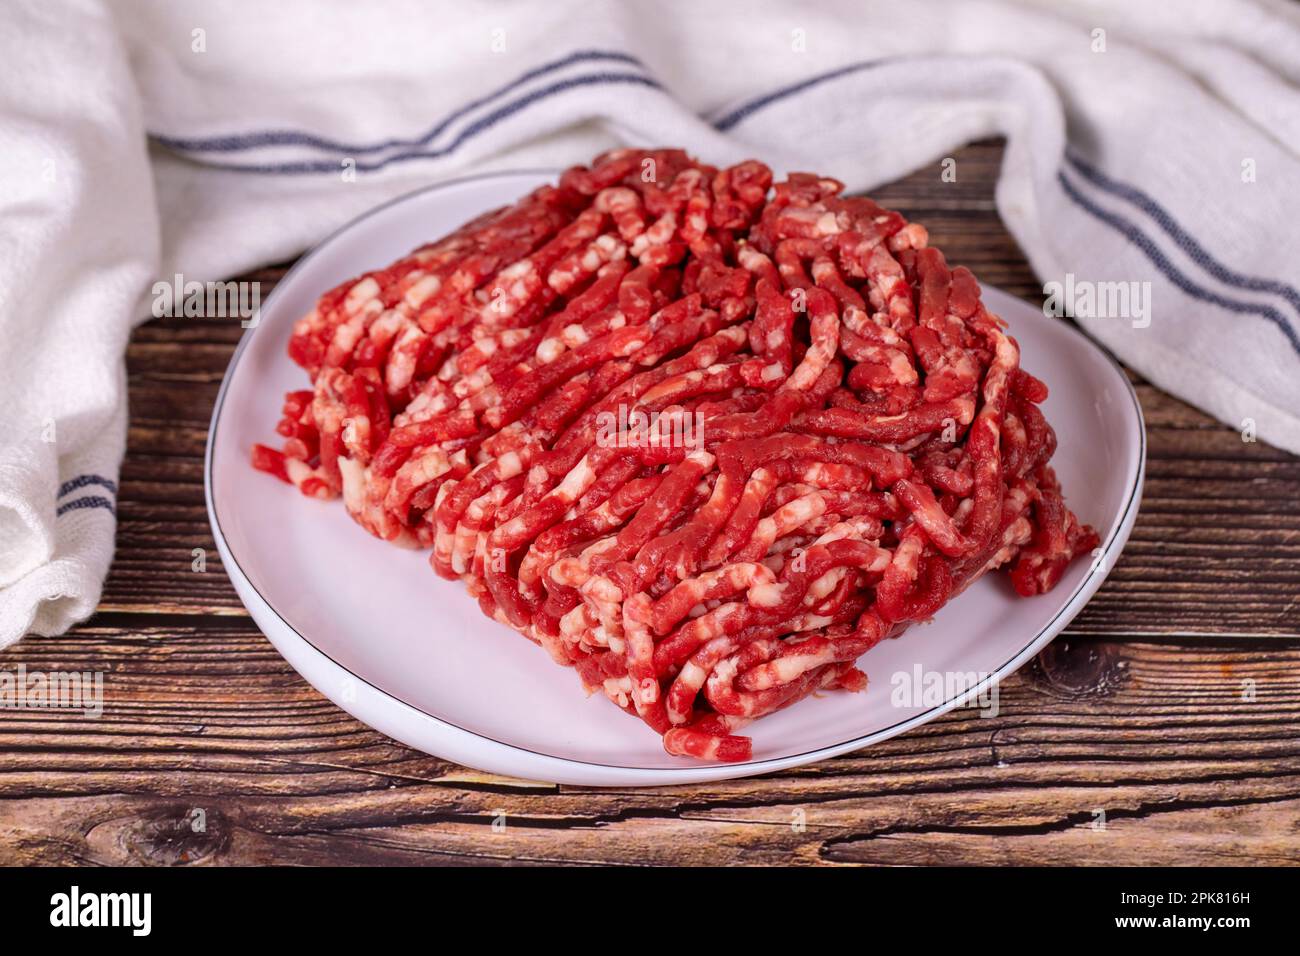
[1059,169,1300,357]
[57,495,116,517]
[1067,153,1300,327]
[713,59,888,131]
[58,474,118,498]
[165,73,662,174]
[151,49,647,155]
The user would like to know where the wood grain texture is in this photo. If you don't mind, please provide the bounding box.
[2,140,1297,866]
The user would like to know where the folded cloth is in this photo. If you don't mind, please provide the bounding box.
[0,0,158,645]
[2,0,1298,646]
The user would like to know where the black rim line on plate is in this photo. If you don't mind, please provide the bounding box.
[205,169,1148,775]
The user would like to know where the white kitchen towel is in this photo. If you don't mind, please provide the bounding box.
[0,0,159,645]
[2,0,1298,646]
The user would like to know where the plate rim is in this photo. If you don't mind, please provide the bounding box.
[205,169,1147,785]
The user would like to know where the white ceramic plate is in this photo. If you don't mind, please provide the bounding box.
[206,170,1145,786]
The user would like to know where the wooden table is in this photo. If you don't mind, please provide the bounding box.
[3,141,1297,866]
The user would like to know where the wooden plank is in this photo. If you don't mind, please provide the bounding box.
[1,627,1296,864]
